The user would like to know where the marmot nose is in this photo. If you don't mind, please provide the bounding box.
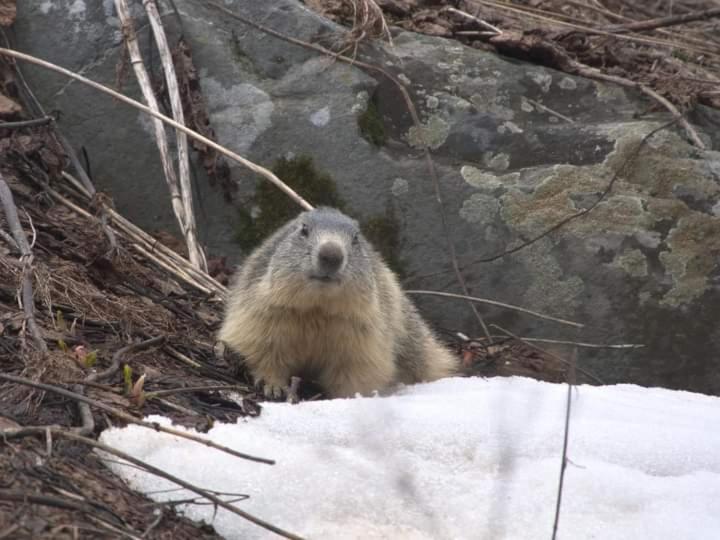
[317,243,344,275]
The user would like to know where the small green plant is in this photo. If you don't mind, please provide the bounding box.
[235,155,346,250]
[55,309,66,331]
[357,96,386,147]
[84,350,97,368]
[123,364,133,394]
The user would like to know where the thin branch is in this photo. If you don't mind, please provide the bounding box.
[59,173,224,295]
[74,336,166,437]
[56,133,95,193]
[582,68,705,149]
[0,427,304,540]
[114,0,206,271]
[0,116,54,129]
[406,289,583,328]
[0,33,119,257]
[488,32,704,149]
[490,324,602,384]
[524,98,574,123]
[602,7,720,34]
[473,335,643,350]
[552,338,577,539]
[143,0,206,271]
[100,335,166,383]
[0,173,46,352]
[0,372,274,465]
[0,228,18,250]
[467,0,720,58]
[145,384,250,398]
[0,490,124,526]
[0,48,312,213]
[0,177,30,254]
[466,120,677,265]
[444,6,502,34]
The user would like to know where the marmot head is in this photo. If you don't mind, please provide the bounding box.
[267,207,377,308]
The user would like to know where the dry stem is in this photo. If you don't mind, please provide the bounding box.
[0,47,312,212]
[0,173,46,353]
[0,427,303,540]
[114,0,206,271]
[143,0,204,272]
[0,372,274,465]
[406,290,583,328]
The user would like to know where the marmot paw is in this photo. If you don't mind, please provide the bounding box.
[256,380,288,401]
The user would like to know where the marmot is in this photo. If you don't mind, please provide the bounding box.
[219,207,457,399]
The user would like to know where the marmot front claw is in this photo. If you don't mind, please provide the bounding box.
[254,379,288,401]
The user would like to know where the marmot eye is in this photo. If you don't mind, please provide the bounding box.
[300,224,309,238]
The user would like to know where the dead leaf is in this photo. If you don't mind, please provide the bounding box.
[130,373,146,407]
[0,415,20,430]
[0,0,16,27]
[0,93,21,117]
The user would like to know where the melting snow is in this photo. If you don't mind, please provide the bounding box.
[99,376,720,539]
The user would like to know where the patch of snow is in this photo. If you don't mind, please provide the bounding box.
[99,376,720,539]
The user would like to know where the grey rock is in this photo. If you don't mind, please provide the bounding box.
[15,0,720,394]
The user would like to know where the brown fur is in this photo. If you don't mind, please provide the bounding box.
[219,208,457,398]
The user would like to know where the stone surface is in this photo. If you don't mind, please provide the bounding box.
[14,0,720,394]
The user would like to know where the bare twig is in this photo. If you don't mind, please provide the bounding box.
[406,289,583,328]
[0,372,274,465]
[444,6,502,34]
[114,0,206,271]
[143,0,205,272]
[602,7,720,34]
[489,324,603,384]
[0,39,119,257]
[145,384,250,398]
[74,336,166,437]
[0,427,303,540]
[58,172,224,296]
[0,173,46,352]
[100,336,166,383]
[552,338,577,539]
[286,376,301,405]
[524,98,574,123]
[474,335,643,350]
[467,120,678,265]
[581,68,705,149]
[468,0,720,58]
[0,228,18,250]
[0,116,54,129]
[0,490,124,526]
[0,47,312,212]
[488,32,705,149]
[0,178,31,258]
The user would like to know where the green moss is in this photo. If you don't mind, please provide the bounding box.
[360,205,406,278]
[234,156,405,277]
[671,49,691,62]
[234,155,345,250]
[357,95,386,147]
